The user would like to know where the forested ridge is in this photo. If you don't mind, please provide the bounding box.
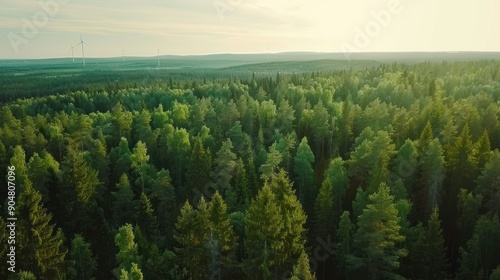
[1,60,500,280]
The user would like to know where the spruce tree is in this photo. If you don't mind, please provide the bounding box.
[185,136,212,203]
[111,174,137,227]
[348,183,407,280]
[130,141,150,192]
[136,192,159,240]
[119,262,143,280]
[17,180,67,279]
[458,215,500,280]
[314,157,348,237]
[232,158,250,211]
[10,145,28,187]
[174,198,211,279]
[336,211,353,279]
[210,138,237,198]
[418,138,446,217]
[424,208,450,280]
[259,142,282,182]
[290,250,315,280]
[60,147,100,230]
[293,137,315,205]
[476,150,500,215]
[150,169,176,242]
[114,224,142,279]
[68,234,97,280]
[244,184,284,279]
[109,137,132,184]
[267,170,307,270]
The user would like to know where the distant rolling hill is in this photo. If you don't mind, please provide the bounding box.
[2,51,500,71]
[1,51,500,103]
[219,59,381,75]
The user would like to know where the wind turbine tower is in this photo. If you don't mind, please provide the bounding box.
[69,45,75,63]
[76,35,88,66]
[157,49,160,67]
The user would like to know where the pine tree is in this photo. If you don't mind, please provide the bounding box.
[347,183,407,280]
[244,184,284,279]
[17,180,67,279]
[231,158,250,211]
[448,124,476,191]
[259,142,282,182]
[456,188,483,250]
[174,198,211,279]
[136,192,159,240]
[90,140,111,191]
[150,169,176,242]
[68,234,97,280]
[476,150,500,215]
[348,130,395,192]
[132,108,156,151]
[314,157,348,238]
[210,139,237,198]
[311,101,330,159]
[111,102,133,143]
[68,114,92,151]
[418,121,433,155]
[275,131,297,173]
[207,192,238,279]
[458,215,500,280]
[491,266,500,280]
[61,147,100,209]
[293,137,315,205]
[110,137,132,184]
[424,208,450,280]
[12,271,37,280]
[392,139,418,196]
[111,174,137,227]
[167,127,191,195]
[114,224,142,279]
[59,147,101,234]
[130,141,150,191]
[418,138,446,217]
[185,136,212,203]
[475,130,492,171]
[226,121,245,154]
[132,224,182,279]
[27,152,60,203]
[267,170,307,270]
[336,211,353,279]
[119,262,143,280]
[352,188,368,223]
[10,145,28,187]
[290,250,316,280]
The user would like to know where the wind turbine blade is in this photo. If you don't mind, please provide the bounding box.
[76,42,82,47]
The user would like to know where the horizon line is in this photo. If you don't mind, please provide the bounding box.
[2,50,500,61]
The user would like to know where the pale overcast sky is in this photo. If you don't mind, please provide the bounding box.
[1,0,499,59]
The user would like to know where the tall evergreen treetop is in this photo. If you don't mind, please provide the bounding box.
[348,183,407,280]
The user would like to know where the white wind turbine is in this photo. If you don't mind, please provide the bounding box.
[75,34,88,66]
[68,45,75,63]
[157,49,160,67]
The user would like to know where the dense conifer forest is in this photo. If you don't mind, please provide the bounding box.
[1,59,500,279]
